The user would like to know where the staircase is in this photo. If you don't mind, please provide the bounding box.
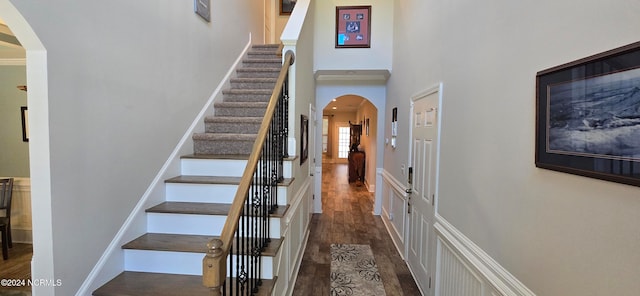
[93,44,293,296]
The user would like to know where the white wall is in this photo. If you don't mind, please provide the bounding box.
[5,1,264,294]
[313,0,393,71]
[386,0,640,295]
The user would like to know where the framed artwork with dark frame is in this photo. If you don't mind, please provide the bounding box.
[335,6,371,48]
[535,41,640,187]
[280,0,296,15]
[300,114,309,165]
[21,106,28,142]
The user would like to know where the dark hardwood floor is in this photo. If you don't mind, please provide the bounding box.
[292,163,422,296]
[0,243,32,292]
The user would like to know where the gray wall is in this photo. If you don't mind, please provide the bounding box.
[8,0,264,294]
[0,65,28,176]
[386,0,640,295]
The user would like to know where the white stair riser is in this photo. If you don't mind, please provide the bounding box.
[166,183,238,204]
[181,158,293,178]
[181,159,247,177]
[147,213,282,238]
[166,183,289,205]
[124,250,274,279]
[283,161,292,179]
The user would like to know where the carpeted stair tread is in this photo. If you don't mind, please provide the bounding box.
[146,202,289,218]
[204,117,262,134]
[214,102,268,117]
[93,271,275,296]
[230,77,277,83]
[204,116,263,123]
[229,77,277,90]
[192,133,256,141]
[236,68,281,78]
[243,57,282,62]
[122,233,282,257]
[252,44,280,49]
[222,89,273,95]
[242,58,282,68]
[221,89,272,103]
[248,51,282,59]
[214,101,268,108]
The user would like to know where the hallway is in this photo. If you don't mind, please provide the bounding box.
[292,163,421,295]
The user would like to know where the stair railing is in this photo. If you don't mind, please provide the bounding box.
[203,49,294,296]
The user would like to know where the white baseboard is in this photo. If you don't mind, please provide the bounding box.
[434,214,536,296]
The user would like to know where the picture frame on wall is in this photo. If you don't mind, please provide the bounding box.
[280,0,297,15]
[300,114,309,165]
[535,41,640,187]
[21,106,28,142]
[335,6,371,48]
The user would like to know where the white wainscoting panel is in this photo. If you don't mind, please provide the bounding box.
[437,237,484,296]
[10,177,32,243]
[380,169,409,259]
[434,214,536,296]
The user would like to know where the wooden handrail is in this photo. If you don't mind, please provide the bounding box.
[203,49,295,295]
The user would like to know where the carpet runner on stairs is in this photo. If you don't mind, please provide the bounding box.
[193,44,282,155]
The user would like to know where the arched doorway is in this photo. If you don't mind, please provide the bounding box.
[313,78,388,215]
[0,2,54,295]
[322,95,377,190]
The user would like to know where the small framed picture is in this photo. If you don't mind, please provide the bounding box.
[335,6,371,48]
[21,106,29,142]
[300,114,309,165]
[280,0,297,15]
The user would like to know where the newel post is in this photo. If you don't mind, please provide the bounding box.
[203,239,225,296]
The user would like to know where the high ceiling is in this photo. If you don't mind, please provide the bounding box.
[0,17,25,59]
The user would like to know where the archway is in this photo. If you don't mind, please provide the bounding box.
[0,2,54,295]
[314,83,387,215]
[322,95,377,188]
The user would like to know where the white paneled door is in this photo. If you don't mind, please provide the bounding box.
[408,85,441,296]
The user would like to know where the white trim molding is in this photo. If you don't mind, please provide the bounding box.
[0,58,26,65]
[380,169,409,199]
[434,214,536,296]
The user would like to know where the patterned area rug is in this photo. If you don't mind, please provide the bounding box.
[330,244,386,296]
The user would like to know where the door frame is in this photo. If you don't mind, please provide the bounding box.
[0,2,55,295]
[405,82,444,296]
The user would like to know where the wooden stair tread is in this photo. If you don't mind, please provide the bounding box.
[181,153,298,161]
[165,175,294,186]
[146,202,289,217]
[93,271,275,296]
[122,233,282,256]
